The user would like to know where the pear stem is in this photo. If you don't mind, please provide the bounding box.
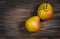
[46,0,47,9]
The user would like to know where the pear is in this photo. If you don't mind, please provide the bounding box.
[25,16,40,32]
[37,3,54,20]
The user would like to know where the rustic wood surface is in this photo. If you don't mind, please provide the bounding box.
[0,0,60,39]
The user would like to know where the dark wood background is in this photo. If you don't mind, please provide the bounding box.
[0,0,60,39]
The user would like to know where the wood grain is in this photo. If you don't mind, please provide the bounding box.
[0,0,60,39]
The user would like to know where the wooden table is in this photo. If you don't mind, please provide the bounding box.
[0,0,60,39]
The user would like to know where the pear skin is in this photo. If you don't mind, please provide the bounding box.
[37,3,54,20]
[25,16,40,32]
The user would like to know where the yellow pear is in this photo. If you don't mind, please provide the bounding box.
[25,16,40,32]
[37,3,54,20]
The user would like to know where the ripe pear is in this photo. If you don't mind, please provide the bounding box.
[25,16,40,32]
[37,3,54,20]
